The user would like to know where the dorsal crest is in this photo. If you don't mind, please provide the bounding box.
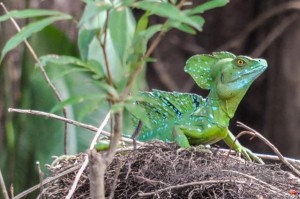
[184,52,235,90]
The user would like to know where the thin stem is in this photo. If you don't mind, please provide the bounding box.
[108,111,122,158]
[7,108,142,145]
[0,169,9,199]
[236,122,300,177]
[100,11,113,87]
[0,3,69,154]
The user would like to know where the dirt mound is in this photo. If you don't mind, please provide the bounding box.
[43,142,300,198]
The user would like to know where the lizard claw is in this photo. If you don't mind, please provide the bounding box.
[238,146,264,164]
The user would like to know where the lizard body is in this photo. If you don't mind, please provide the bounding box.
[134,52,267,163]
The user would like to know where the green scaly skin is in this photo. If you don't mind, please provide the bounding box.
[135,52,267,163]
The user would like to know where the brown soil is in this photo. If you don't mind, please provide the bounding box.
[43,142,300,199]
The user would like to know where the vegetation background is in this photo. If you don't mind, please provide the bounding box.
[1,0,300,197]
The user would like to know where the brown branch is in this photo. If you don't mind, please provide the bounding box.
[235,122,300,177]
[216,1,300,51]
[250,14,299,57]
[36,162,44,198]
[88,150,105,199]
[0,169,9,199]
[138,179,247,197]
[107,111,122,160]
[8,108,142,145]
[100,10,113,87]
[0,3,69,154]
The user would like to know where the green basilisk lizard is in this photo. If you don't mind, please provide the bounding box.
[132,51,267,163]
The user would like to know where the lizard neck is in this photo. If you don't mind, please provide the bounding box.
[206,87,247,125]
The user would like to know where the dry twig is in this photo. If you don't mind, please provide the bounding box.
[0,169,9,199]
[235,122,300,177]
[7,108,142,145]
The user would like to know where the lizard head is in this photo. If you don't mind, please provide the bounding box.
[184,52,267,99]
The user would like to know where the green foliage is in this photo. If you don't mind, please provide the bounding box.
[0,11,71,61]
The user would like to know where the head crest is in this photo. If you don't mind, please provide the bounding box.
[184,52,235,89]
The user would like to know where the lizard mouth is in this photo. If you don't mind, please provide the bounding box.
[223,64,267,84]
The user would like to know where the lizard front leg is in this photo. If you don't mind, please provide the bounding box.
[173,126,191,148]
[223,129,264,164]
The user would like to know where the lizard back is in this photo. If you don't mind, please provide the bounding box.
[136,89,205,142]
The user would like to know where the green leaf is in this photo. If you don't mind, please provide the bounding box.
[95,82,119,98]
[109,8,135,65]
[51,67,89,81]
[86,60,105,79]
[133,24,162,54]
[1,15,72,62]
[188,0,229,15]
[51,94,107,113]
[168,20,196,34]
[40,55,87,67]
[78,100,105,121]
[0,9,66,22]
[188,15,205,31]
[39,55,104,79]
[125,103,150,128]
[135,11,150,36]
[134,1,199,28]
[94,141,110,151]
[78,1,112,27]
[78,28,98,61]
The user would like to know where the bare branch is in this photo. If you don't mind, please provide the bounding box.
[0,3,69,154]
[236,122,300,177]
[0,169,9,199]
[8,108,142,145]
[99,11,113,87]
[36,162,44,198]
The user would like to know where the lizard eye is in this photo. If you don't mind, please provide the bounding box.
[236,59,246,67]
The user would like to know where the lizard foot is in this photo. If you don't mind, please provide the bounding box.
[238,146,264,164]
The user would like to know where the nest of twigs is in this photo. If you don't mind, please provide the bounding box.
[42,142,300,198]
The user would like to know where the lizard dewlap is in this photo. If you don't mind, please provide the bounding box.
[134,51,267,163]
